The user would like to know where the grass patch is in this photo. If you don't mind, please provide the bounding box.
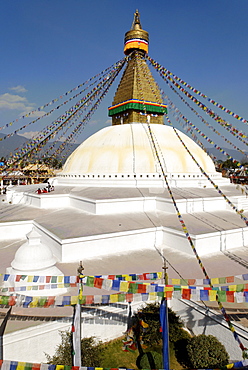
[102,337,138,369]
[101,337,182,370]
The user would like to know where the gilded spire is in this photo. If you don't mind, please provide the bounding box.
[108,11,167,125]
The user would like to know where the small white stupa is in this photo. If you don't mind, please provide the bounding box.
[6,228,68,296]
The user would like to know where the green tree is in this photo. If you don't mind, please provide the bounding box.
[135,302,190,346]
[136,351,163,369]
[222,159,238,169]
[174,334,229,369]
[45,331,105,366]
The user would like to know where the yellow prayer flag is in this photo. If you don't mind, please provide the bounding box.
[56,365,64,370]
[211,278,219,285]
[124,275,132,281]
[16,362,26,370]
[157,272,163,279]
[30,297,39,307]
[209,290,217,301]
[110,294,118,303]
[164,286,173,292]
[16,365,25,370]
[172,279,180,285]
[120,281,129,292]
[149,292,156,300]
[58,276,63,283]
[229,285,236,291]
[27,275,34,282]
[71,296,78,305]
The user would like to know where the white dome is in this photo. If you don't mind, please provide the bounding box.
[11,229,57,271]
[62,124,216,175]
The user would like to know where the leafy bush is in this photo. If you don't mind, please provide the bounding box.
[45,331,105,366]
[175,334,229,369]
[135,302,190,346]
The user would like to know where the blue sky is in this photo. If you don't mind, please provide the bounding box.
[1,0,248,156]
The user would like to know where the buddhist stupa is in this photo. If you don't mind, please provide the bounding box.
[0,10,248,363]
[57,10,226,188]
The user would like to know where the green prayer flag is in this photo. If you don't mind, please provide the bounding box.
[218,291,227,302]
[236,284,244,292]
[86,276,94,287]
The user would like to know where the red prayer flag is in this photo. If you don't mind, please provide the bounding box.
[165,291,173,300]
[126,293,133,302]
[8,296,16,306]
[226,291,234,302]
[86,295,94,304]
[32,364,41,370]
[46,276,51,283]
[182,289,191,300]
[188,279,196,285]
[138,284,147,293]
[94,277,103,289]
[45,297,55,307]
[226,276,234,283]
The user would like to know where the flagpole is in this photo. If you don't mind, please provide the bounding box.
[160,260,170,370]
[72,261,84,367]
[0,307,12,360]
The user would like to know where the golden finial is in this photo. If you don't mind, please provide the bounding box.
[124,10,149,55]
[131,9,142,30]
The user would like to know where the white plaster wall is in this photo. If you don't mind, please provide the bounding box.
[55,174,228,189]
[194,228,248,255]
[0,221,33,240]
[162,226,248,257]
[3,317,127,363]
[69,196,156,215]
[155,198,176,213]
[28,194,70,209]
[229,196,248,211]
[61,228,163,262]
[162,227,196,256]
[95,198,156,215]
[69,196,96,213]
[171,298,248,362]
[4,321,71,363]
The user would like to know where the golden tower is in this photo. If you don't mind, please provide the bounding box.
[108,10,167,125]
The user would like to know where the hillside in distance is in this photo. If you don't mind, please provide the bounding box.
[0,133,79,160]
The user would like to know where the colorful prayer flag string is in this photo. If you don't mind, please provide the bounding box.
[163,81,247,162]
[0,59,125,134]
[1,287,248,308]
[173,127,248,227]
[147,55,248,126]
[147,56,248,146]
[1,272,248,285]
